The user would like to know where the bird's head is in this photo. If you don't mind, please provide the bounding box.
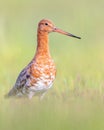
[38,19,81,39]
[38,19,55,33]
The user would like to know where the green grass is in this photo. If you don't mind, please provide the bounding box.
[0,0,104,129]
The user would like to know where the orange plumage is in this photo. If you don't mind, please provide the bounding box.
[7,19,81,99]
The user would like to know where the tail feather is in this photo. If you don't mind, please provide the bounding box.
[5,87,18,98]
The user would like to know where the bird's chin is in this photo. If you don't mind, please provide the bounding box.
[48,30,53,33]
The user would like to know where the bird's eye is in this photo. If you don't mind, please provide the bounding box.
[45,23,48,26]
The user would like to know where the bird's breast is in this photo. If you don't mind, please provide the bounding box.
[28,58,56,91]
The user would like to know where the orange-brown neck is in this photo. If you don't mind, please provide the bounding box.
[35,30,51,58]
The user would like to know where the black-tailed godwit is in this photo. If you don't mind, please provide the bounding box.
[7,19,81,99]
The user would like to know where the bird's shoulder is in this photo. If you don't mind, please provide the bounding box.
[14,61,39,88]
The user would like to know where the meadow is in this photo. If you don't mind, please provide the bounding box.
[0,0,104,129]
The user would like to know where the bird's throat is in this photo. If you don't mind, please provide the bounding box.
[35,30,51,57]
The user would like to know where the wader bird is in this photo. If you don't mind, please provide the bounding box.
[7,19,81,99]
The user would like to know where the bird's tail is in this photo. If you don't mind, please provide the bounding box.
[4,87,18,98]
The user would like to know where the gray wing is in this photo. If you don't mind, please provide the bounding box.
[7,68,30,97]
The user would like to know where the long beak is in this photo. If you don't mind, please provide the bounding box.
[53,27,81,39]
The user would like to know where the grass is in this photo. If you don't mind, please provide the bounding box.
[0,0,104,129]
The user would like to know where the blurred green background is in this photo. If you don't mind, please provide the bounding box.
[0,0,104,130]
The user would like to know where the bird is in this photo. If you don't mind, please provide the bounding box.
[7,19,81,99]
